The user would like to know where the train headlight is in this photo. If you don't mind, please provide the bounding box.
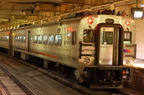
[83,57,90,64]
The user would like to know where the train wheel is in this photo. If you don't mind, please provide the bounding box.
[14,51,21,59]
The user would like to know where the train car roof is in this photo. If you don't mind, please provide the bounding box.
[1,10,133,31]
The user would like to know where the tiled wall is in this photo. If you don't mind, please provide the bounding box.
[135,20,144,59]
[124,68,144,93]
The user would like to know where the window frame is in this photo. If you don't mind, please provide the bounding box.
[83,29,95,43]
[43,34,49,44]
[37,35,43,44]
[55,34,62,46]
[48,34,55,45]
[33,35,38,43]
[124,31,132,44]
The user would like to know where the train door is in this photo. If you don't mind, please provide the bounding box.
[28,31,31,52]
[79,24,123,66]
[96,24,123,66]
[64,25,78,63]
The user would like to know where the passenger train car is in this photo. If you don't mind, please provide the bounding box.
[0,10,136,88]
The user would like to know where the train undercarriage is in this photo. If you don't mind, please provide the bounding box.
[83,66,131,88]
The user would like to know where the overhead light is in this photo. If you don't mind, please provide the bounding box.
[140,0,144,7]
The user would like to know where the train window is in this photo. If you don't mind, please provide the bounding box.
[124,31,132,44]
[102,32,113,44]
[3,37,5,41]
[17,36,20,42]
[0,37,2,41]
[0,37,3,41]
[2,36,8,41]
[37,35,42,44]
[55,34,62,46]
[1,37,3,41]
[48,35,54,45]
[72,31,76,45]
[23,36,26,42]
[2,36,4,41]
[3,36,6,41]
[14,36,18,42]
[33,35,38,43]
[6,36,9,41]
[83,30,95,43]
[19,36,23,42]
[2,37,5,41]
[43,35,48,44]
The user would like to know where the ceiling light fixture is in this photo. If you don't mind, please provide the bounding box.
[110,4,114,10]
[140,0,144,7]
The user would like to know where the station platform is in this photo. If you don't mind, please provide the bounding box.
[123,59,144,95]
[134,59,144,68]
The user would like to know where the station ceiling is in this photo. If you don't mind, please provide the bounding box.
[0,0,139,29]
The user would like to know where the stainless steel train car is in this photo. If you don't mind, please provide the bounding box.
[0,10,136,88]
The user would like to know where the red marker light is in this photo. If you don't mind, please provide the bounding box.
[87,17,93,24]
[67,27,73,31]
[125,20,130,26]
[122,71,126,75]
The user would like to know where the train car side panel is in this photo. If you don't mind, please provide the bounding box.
[0,31,9,49]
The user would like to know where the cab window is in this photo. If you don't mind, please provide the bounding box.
[83,30,95,43]
[124,31,132,44]
[102,32,113,45]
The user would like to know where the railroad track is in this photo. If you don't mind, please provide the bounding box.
[100,89,133,95]
[0,53,133,95]
[0,65,37,95]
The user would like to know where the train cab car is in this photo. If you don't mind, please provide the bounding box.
[0,10,136,88]
[77,14,136,88]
